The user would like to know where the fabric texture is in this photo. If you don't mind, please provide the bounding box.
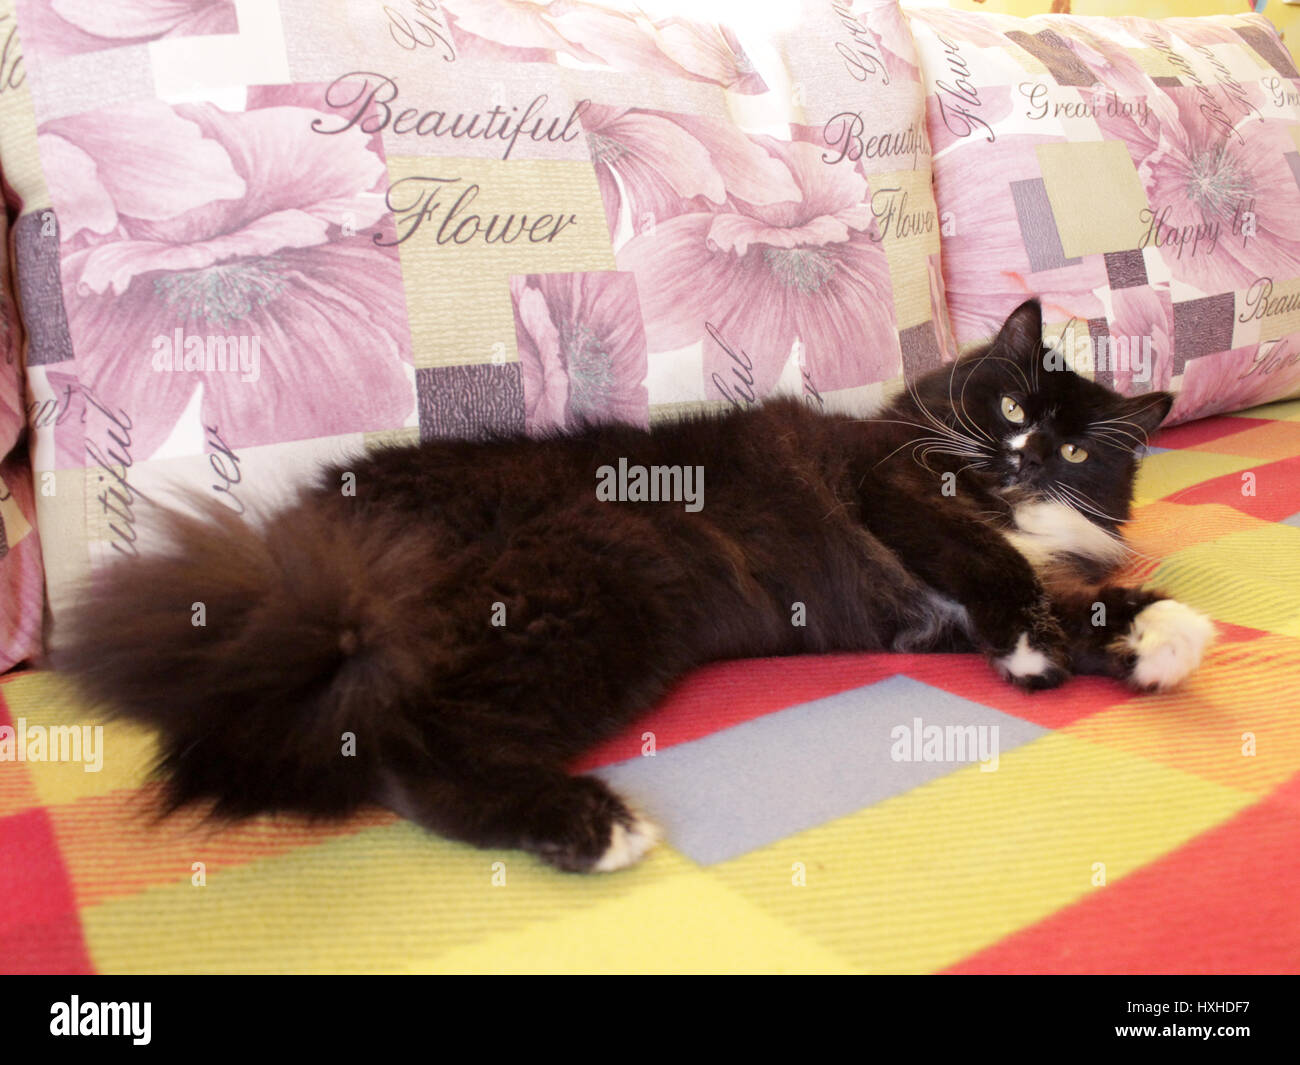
[0,0,951,660]
[0,9,43,671]
[905,4,1300,425]
[2,394,1297,974]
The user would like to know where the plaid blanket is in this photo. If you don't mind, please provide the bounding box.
[3,397,1298,974]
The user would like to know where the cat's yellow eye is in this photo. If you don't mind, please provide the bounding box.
[1060,443,1088,463]
[1000,396,1026,424]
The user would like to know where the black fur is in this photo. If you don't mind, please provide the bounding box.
[57,299,1179,872]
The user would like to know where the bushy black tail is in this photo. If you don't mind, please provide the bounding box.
[55,493,439,820]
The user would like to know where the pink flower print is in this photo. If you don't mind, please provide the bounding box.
[441,0,763,90]
[929,132,1107,344]
[41,93,413,460]
[1101,85,1300,295]
[1106,285,1174,397]
[617,135,899,400]
[645,19,765,94]
[583,104,800,243]
[511,271,649,433]
[16,0,237,59]
[1172,339,1300,425]
[854,0,922,87]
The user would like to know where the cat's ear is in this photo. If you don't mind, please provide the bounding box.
[1117,391,1174,440]
[995,299,1044,365]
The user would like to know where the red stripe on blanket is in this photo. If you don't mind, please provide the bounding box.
[945,768,1300,974]
[0,808,94,974]
[1165,454,1300,521]
[571,653,901,771]
[1151,415,1274,450]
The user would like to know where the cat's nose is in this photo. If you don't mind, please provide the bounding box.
[1020,434,1050,470]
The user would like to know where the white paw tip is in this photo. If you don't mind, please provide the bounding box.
[1127,600,1216,691]
[592,812,661,873]
[997,632,1052,680]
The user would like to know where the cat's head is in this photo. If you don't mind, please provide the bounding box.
[896,299,1173,531]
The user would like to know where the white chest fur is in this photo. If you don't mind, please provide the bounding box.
[1004,500,1127,570]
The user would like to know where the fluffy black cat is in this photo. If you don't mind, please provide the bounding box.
[58,299,1214,872]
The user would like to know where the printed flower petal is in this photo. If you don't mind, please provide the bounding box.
[50,93,413,459]
[194,244,413,449]
[653,19,765,92]
[41,103,245,224]
[51,0,230,39]
[672,118,801,208]
[37,134,118,239]
[513,271,648,431]
[512,278,569,431]
[706,212,852,256]
[597,112,727,205]
[25,0,236,58]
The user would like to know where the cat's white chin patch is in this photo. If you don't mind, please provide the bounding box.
[1125,600,1216,691]
[592,812,661,872]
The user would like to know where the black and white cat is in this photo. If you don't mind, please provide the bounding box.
[59,299,1214,873]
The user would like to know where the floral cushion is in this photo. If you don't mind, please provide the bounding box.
[904,3,1300,424]
[0,188,43,672]
[0,0,950,655]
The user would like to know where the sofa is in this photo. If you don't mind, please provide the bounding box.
[1,0,1297,973]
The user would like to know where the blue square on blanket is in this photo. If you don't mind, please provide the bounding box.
[595,675,1048,866]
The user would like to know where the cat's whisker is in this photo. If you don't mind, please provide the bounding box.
[865,413,994,470]
[1041,488,1130,552]
[911,436,989,470]
[1091,405,1167,447]
[1090,424,1149,450]
[909,382,998,455]
[864,417,989,448]
[1052,483,1128,529]
[874,433,974,469]
[908,387,962,441]
[900,373,979,445]
[1051,482,1161,564]
[917,446,985,465]
[957,360,998,444]
[954,459,989,479]
[947,363,995,446]
[1091,423,1146,440]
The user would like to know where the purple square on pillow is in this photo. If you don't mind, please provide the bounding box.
[1172,294,1236,371]
[1010,179,1081,273]
[14,211,74,366]
[417,363,525,441]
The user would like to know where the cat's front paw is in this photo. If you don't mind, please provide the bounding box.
[1120,599,1216,692]
[992,631,1070,691]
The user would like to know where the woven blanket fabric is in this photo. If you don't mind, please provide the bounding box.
[2,397,1298,974]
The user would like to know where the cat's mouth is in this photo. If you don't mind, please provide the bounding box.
[995,460,1063,511]
[999,446,1062,495]
[999,452,1041,490]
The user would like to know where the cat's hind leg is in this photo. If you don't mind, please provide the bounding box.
[378,761,660,873]
[1051,586,1216,691]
